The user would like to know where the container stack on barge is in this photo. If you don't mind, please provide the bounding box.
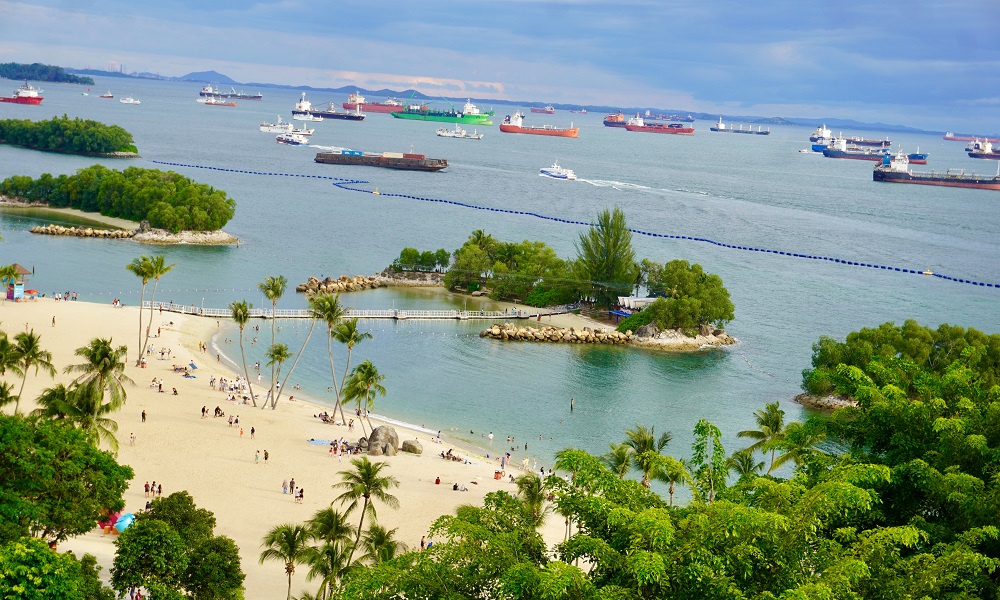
[315,149,447,171]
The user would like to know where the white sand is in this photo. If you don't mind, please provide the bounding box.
[6,299,565,598]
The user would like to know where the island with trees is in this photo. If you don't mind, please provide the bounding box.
[1,164,238,243]
[0,62,95,85]
[0,115,139,157]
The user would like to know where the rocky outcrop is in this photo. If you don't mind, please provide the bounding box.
[376,269,444,287]
[794,393,857,411]
[480,323,632,345]
[132,229,239,245]
[30,224,134,239]
[630,326,737,351]
[400,439,423,455]
[366,426,399,456]
[296,275,384,294]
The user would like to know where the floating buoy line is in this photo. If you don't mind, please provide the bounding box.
[151,160,998,289]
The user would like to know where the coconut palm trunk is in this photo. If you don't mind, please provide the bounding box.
[270,317,316,409]
[126,257,151,365]
[141,256,175,359]
[229,301,257,407]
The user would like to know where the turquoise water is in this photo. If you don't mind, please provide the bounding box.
[2,75,998,468]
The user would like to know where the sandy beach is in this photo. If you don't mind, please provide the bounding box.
[5,298,566,598]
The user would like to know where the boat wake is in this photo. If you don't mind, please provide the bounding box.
[309,145,350,152]
[578,178,652,191]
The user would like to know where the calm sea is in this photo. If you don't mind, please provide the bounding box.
[1,76,998,468]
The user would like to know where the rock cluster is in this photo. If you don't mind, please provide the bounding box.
[629,322,737,351]
[793,393,857,411]
[400,439,423,455]
[296,275,383,294]
[364,425,400,456]
[29,224,133,239]
[480,323,632,345]
[377,269,444,287]
[132,229,239,245]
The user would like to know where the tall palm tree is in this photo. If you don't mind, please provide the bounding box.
[125,256,152,365]
[11,330,57,414]
[342,361,386,436]
[141,255,175,358]
[265,343,291,409]
[770,422,827,473]
[229,300,257,407]
[32,382,120,451]
[333,318,371,400]
[260,523,313,600]
[727,450,764,482]
[305,507,357,600]
[624,424,672,487]
[737,401,786,474]
[273,297,320,411]
[332,457,399,568]
[601,442,634,479]
[64,337,133,411]
[0,381,16,413]
[360,524,406,564]
[308,507,357,546]
[0,265,18,303]
[514,472,549,528]
[0,332,16,376]
[309,293,347,424]
[653,456,692,507]
[258,275,288,405]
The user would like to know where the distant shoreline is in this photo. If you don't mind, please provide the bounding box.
[0,140,139,159]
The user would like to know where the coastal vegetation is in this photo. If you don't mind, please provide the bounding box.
[0,62,95,85]
[0,164,237,232]
[0,115,137,155]
[390,247,450,272]
[615,259,736,335]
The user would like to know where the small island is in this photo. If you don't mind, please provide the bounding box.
[1,165,238,244]
[0,62,95,85]
[0,115,139,157]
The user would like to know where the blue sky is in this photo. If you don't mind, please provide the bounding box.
[3,0,1000,131]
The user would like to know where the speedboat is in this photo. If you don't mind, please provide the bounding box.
[276,133,309,146]
[260,116,293,133]
[436,124,483,139]
[99,91,113,99]
[119,96,141,105]
[539,161,577,180]
[293,113,324,122]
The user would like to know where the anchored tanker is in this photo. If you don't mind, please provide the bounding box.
[315,149,447,171]
[873,152,1000,190]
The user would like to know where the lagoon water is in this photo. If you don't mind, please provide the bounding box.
[1,76,998,467]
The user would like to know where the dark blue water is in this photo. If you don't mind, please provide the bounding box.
[2,76,997,466]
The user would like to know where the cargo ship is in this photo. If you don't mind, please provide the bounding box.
[530,105,555,114]
[709,118,770,135]
[906,148,929,164]
[808,124,832,142]
[315,148,447,171]
[966,139,1000,160]
[199,85,263,100]
[342,91,408,113]
[0,81,43,105]
[845,135,891,148]
[292,93,365,121]
[603,112,628,127]
[644,111,695,122]
[944,131,999,143]
[390,99,493,125]
[873,152,1000,190]
[822,139,889,161]
[623,117,694,135]
[499,112,578,138]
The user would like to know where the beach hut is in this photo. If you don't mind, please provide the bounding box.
[5,263,32,301]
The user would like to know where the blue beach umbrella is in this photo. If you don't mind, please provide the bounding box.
[113,513,135,533]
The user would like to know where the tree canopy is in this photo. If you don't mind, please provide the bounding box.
[0,115,137,155]
[574,207,639,307]
[0,62,94,84]
[616,259,735,335]
[391,247,450,272]
[0,164,237,232]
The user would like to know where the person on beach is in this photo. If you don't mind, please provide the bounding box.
[141,410,146,423]
[420,536,426,550]
[290,478,296,495]
[240,428,244,438]
[282,480,288,494]
[157,484,162,496]
[144,482,150,497]
[250,426,255,439]
[255,450,260,464]
[264,450,269,464]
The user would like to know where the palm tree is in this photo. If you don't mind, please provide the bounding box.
[0,265,18,302]
[125,256,152,365]
[141,255,175,358]
[514,472,549,528]
[653,456,692,507]
[309,293,347,424]
[601,442,634,479]
[728,450,764,482]
[0,381,16,413]
[258,275,288,405]
[737,401,786,474]
[333,318,371,399]
[229,300,257,407]
[305,507,356,600]
[260,523,313,600]
[11,330,57,414]
[265,343,291,409]
[342,360,386,436]
[332,457,400,568]
[64,337,133,411]
[32,382,120,451]
[273,296,321,411]
[624,424,672,487]
[360,524,406,564]
[0,332,16,376]
[469,229,497,258]
[770,422,827,473]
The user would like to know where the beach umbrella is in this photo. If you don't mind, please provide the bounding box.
[25,289,39,295]
[113,513,135,533]
[98,512,120,529]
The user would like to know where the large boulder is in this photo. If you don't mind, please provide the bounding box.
[400,439,423,455]
[635,322,659,338]
[367,425,399,456]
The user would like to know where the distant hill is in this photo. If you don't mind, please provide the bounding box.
[178,70,238,85]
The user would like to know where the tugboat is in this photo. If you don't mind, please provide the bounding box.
[499,112,579,138]
[293,93,365,121]
[0,81,43,105]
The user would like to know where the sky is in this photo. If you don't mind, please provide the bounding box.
[2,0,1000,131]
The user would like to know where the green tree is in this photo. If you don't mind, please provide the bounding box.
[737,401,786,474]
[260,524,313,600]
[141,255,175,358]
[308,293,348,424]
[229,300,257,407]
[342,360,386,436]
[690,419,727,502]
[333,319,371,421]
[514,472,549,528]
[182,535,245,600]
[574,207,638,307]
[600,442,634,479]
[264,343,291,409]
[141,491,217,547]
[64,337,133,411]
[306,507,356,599]
[333,457,400,567]
[258,275,288,405]
[359,524,405,564]
[111,518,188,598]
[642,259,735,333]
[0,537,89,600]
[652,456,691,507]
[31,382,120,451]
[9,330,56,414]
[624,424,672,487]
[125,256,152,364]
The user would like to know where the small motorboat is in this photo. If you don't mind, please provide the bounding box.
[539,161,577,180]
[99,91,113,99]
[276,133,309,146]
[119,96,141,105]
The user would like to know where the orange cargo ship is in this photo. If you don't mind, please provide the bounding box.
[499,112,578,138]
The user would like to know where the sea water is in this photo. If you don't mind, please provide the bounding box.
[1,76,998,469]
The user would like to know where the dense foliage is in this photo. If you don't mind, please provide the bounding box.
[614,260,735,335]
[0,115,137,154]
[444,229,578,306]
[574,207,639,307]
[391,247,450,272]
[801,319,1000,395]
[0,164,237,232]
[0,537,108,600]
[0,62,94,85]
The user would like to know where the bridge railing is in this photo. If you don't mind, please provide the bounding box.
[143,302,522,320]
